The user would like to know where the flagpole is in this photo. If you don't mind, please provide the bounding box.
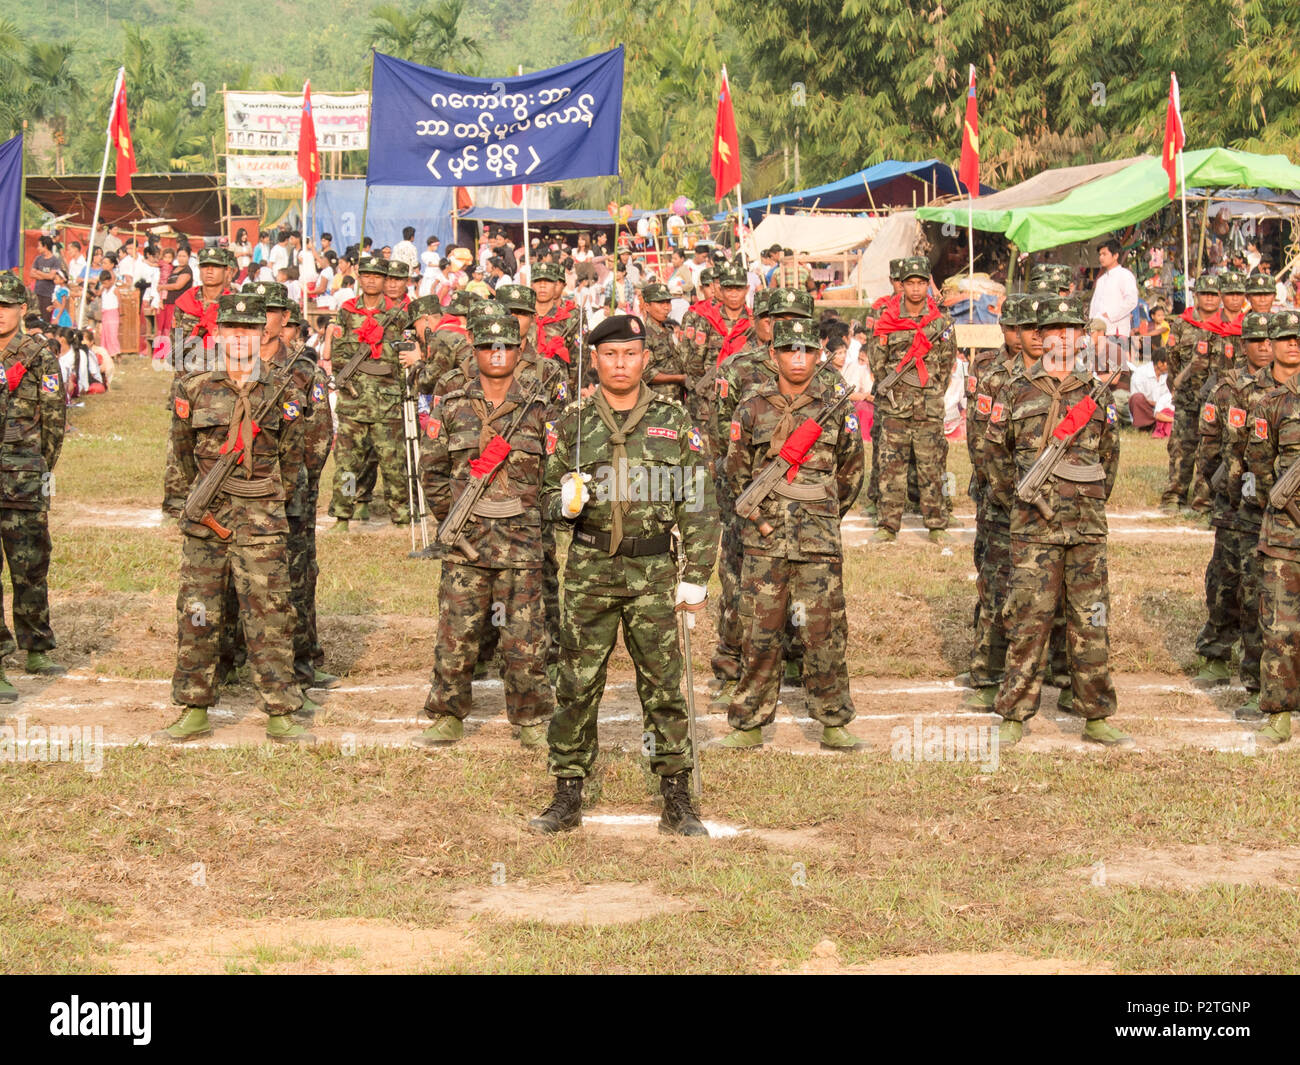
[967,197,975,323]
[517,65,530,280]
[1178,148,1191,308]
[78,67,123,330]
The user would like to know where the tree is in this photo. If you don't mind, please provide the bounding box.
[23,41,85,174]
[367,0,483,73]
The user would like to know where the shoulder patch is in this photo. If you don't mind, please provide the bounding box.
[976,393,992,416]
[645,426,678,440]
[427,418,442,440]
[686,426,703,451]
[1202,401,1217,424]
[545,420,558,454]
[966,375,977,395]
[715,376,729,399]
[174,397,191,419]
[282,400,301,421]
[41,373,60,394]
[311,382,325,404]
[1255,417,1269,440]
[844,412,859,435]
[1106,403,1116,425]
[555,380,568,402]
[730,420,742,442]
[1229,406,1246,429]
[990,400,1006,424]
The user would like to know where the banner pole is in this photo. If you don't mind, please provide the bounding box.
[1178,148,1191,307]
[517,65,530,278]
[78,67,122,330]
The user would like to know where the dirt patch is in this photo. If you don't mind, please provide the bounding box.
[101,917,475,974]
[784,940,1112,974]
[447,881,694,925]
[1085,847,1300,891]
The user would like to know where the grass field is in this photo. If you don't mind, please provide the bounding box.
[2,356,1296,975]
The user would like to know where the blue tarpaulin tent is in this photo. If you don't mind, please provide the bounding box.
[309,180,456,251]
[728,160,997,223]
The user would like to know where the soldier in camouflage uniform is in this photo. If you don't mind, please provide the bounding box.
[1242,309,1300,745]
[1191,310,1273,694]
[983,296,1131,746]
[413,290,476,398]
[529,314,717,837]
[416,315,553,748]
[703,287,813,694]
[325,256,410,530]
[155,294,312,744]
[532,261,581,396]
[0,274,65,689]
[717,318,865,750]
[684,262,752,458]
[0,279,51,702]
[868,256,955,544]
[1246,271,1276,315]
[863,259,905,519]
[1163,275,1233,513]
[639,282,686,402]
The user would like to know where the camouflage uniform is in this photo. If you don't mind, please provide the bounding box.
[868,259,956,534]
[0,327,61,658]
[541,382,718,779]
[1243,312,1300,732]
[723,338,864,731]
[1193,312,1270,685]
[532,263,582,396]
[984,335,1121,724]
[684,262,753,459]
[1163,278,1233,510]
[641,282,686,404]
[420,347,553,727]
[327,261,411,523]
[168,299,307,719]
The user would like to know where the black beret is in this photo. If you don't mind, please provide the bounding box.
[587,314,646,346]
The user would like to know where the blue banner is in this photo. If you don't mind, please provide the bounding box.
[0,134,22,270]
[367,48,623,188]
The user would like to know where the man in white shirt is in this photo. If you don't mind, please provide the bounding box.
[1088,238,1139,338]
[268,232,290,276]
[1127,352,1174,434]
[393,226,420,275]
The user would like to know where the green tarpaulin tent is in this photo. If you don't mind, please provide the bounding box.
[916,148,1300,253]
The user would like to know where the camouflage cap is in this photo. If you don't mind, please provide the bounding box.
[1246,272,1276,295]
[531,262,565,284]
[249,280,291,310]
[357,255,389,276]
[468,300,512,324]
[1026,277,1055,297]
[196,246,226,267]
[385,259,410,279]
[640,281,672,304]
[223,248,239,268]
[444,289,481,316]
[1269,310,1300,340]
[888,258,906,281]
[408,295,443,320]
[1240,311,1272,340]
[771,317,816,350]
[470,315,522,348]
[752,289,771,318]
[897,256,930,281]
[699,266,716,286]
[716,261,748,288]
[285,304,304,327]
[1218,269,1247,294]
[1020,296,1045,326]
[1037,296,1086,328]
[216,292,266,326]
[496,283,537,313]
[1027,263,1056,283]
[0,273,28,306]
[1000,295,1028,327]
[768,287,814,319]
[1193,273,1221,294]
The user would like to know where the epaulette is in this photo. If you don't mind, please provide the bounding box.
[440,386,468,404]
[649,392,688,414]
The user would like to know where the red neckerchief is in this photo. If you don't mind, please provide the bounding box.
[688,299,715,319]
[342,296,391,358]
[1222,310,1244,336]
[692,303,752,364]
[176,286,230,340]
[874,296,943,386]
[1180,307,1233,338]
[433,314,468,339]
[535,301,574,363]
[872,293,899,311]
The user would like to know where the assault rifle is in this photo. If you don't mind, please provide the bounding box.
[1267,454,1300,526]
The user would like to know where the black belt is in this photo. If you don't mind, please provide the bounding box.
[572,524,672,557]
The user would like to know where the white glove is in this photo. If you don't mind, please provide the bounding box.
[561,471,592,518]
[675,581,708,629]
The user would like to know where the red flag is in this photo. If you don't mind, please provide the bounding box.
[297,80,321,202]
[958,65,979,195]
[511,184,524,206]
[1162,72,1185,201]
[110,70,136,198]
[711,68,741,201]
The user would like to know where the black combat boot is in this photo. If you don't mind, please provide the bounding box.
[527,777,583,833]
[658,773,709,837]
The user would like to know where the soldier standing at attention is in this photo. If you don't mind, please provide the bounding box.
[416,315,553,748]
[868,257,956,545]
[1191,310,1273,693]
[639,282,687,402]
[862,259,906,521]
[1242,310,1300,745]
[686,262,752,456]
[1246,271,1276,315]
[1162,275,1229,514]
[155,294,312,744]
[531,262,580,395]
[324,256,410,531]
[717,318,864,750]
[983,297,1130,747]
[529,314,718,836]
